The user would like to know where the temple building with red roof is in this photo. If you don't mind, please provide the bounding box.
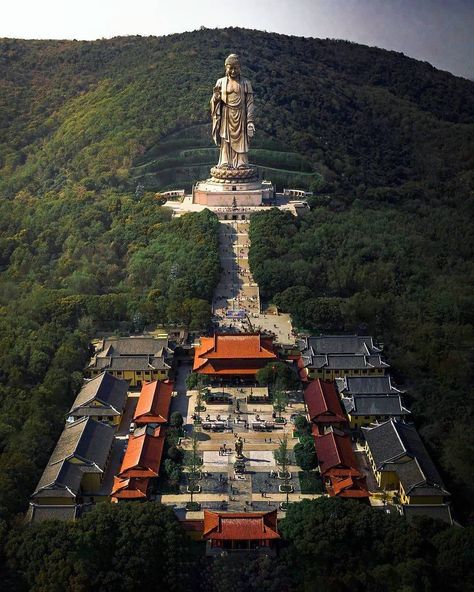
[133,380,174,426]
[111,476,149,501]
[118,426,165,479]
[111,425,165,501]
[203,510,280,554]
[193,333,277,379]
[313,429,369,500]
[304,379,348,435]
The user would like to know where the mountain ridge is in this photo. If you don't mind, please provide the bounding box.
[1,28,473,197]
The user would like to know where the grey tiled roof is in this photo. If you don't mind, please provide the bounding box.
[364,420,406,465]
[304,353,389,370]
[34,461,83,498]
[307,335,382,355]
[402,504,453,525]
[91,355,170,372]
[363,420,448,496]
[88,336,174,374]
[108,356,170,371]
[343,395,409,416]
[395,425,447,494]
[337,375,401,395]
[97,336,171,357]
[70,407,120,417]
[29,504,78,523]
[396,458,446,496]
[33,418,115,498]
[69,372,128,416]
[74,420,115,468]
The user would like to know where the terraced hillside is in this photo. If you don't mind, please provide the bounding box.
[3,28,473,200]
[130,124,321,192]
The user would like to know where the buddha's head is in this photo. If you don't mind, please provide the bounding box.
[225,54,241,79]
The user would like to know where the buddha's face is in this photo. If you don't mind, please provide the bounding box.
[226,61,241,79]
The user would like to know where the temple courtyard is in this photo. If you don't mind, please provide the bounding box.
[157,392,324,514]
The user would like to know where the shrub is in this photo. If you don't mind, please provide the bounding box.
[164,458,182,484]
[168,445,183,463]
[294,438,317,471]
[294,415,309,433]
[166,427,181,447]
[170,411,184,429]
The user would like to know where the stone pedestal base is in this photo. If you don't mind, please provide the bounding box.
[234,459,246,474]
[193,179,273,207]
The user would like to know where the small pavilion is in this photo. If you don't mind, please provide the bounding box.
[203,510,280,554]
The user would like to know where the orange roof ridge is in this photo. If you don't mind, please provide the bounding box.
[117,431,165,479]
[199,337,216,358]
[193,334,276,376]
[197,334,276,359]
[304,380,347,425]
[332,476,354,494]
[111,476,149,499]
[203,509,220,536]
[134,380,173,424]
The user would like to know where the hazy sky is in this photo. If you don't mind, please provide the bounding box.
[2,0,473,79]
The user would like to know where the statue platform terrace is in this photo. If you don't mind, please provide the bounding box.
[193,177,274,207]
[164,193,310,220]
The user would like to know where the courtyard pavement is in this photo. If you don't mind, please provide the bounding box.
[168,396,322,516]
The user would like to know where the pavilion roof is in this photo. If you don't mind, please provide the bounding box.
[111,476,149,500]
[314,431,361,476]
[329,475,369,498]
[117,429,165,479]
[193,334,276,372]
[336,375,402,396]
[343,394,409,417]
[203,510,280,541]
[304,379,347,424]
[134,380,173,424]
[69,372,128,416]
[305,335,382,355]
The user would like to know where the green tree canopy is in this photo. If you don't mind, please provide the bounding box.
[256,361,299,391]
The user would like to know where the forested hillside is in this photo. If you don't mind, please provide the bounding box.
[2,28,474,196]
[0,193,220,525]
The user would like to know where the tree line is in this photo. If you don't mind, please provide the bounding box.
[1,499,472,592]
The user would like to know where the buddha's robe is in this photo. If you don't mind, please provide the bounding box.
[211,76,254,168]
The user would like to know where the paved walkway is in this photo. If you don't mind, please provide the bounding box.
[172,399,322,516]
[157,201,312,515]
[170,361,192,429]
[117,395,138,436]
[211,219,296,344]
[212,220,260,331]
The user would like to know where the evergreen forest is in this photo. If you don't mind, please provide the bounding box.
[3,499,474,592]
